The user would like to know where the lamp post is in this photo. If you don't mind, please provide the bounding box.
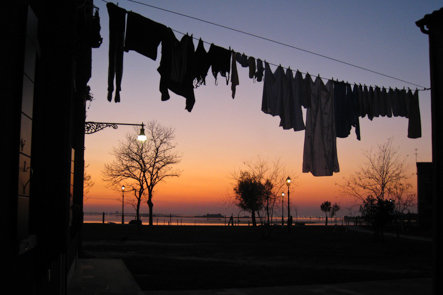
[121,185,125,224]
[286,176,291,229]
[85,121,147,141]
[281,192,285,226]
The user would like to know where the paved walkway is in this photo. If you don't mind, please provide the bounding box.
[68,259,144,295]
[68,259,432,295]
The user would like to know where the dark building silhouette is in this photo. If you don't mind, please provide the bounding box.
[417,7,443,295]
[2,1,98,294]
[416,162,433,230]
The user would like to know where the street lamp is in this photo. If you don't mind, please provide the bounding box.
[286,176,291,229]
[85,121,147,141]
[121,185,125,224]
[137,123,147,141]
[281,192,285,226]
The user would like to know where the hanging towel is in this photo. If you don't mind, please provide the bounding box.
[391,88,401,117]
[367,86,375,120]
[379,87,388,117]
[334,81,351,138]
[408,89,422,138]
[373,86,381,118]
[124,12,166,60]
[106,3,126,103]
[230,51,239,98]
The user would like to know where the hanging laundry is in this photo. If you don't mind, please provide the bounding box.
[408,89,421,138]
[378,87,387,117]
[124,12,166,61]
[382,87,393,117]
[230,51,239,99]
[334,81,351,137]
[362,85,370,118]
[106,2,126,103]
[157,28,196,112]
[248,56,256,79]
[303,77,339,176]
[347,83,361,140]
[255,58,264,82]
[235,52,249,67]
[279,68,294,130]
[372,86,381,118]
[367,86,375,120]
[302,73,313,108]
[208,44,231,85]
[194,38,211,87]
[390,88,400,117]
[261,62,285,117]
[398,88,408,117]
[334,81,360,139]
[285,68,305,131]
[293,70,304,108]
[262,63,304,132]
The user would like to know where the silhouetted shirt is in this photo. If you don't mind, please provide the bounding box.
[303,77,339,176]
[158,28,196,112]
[124,12,166,61]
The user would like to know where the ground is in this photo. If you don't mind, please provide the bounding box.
[80,223,432,291]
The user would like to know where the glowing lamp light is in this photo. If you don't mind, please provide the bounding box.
[137,124,147,141]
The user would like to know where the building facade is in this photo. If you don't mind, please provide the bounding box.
[1,1,99,294]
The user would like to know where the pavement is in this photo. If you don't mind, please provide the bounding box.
[68,258,432,295]
[68,259,144,295]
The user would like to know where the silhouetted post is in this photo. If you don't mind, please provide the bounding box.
[281,192,285,226]
[286,177,292,231]
[102,212,105,224]
[121,185,125,224]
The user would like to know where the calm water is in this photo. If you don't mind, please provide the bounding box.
[84,213,342,226]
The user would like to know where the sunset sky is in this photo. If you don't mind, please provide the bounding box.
[84,0,438,217]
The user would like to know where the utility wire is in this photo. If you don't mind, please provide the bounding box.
[127,0,428,89]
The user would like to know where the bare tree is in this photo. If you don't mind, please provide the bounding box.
[102,121,182,225]
[83,164,94,200]
[336,138,415,212]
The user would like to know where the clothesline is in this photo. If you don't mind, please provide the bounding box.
[171,28,429,93]
[101,0,429,91]
[105,2,423,177]
[122,0,430,91]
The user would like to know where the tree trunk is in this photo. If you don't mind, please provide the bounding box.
[136,193,141,221]
[325,215,328,226]
[251,210,257,227]
[147,192,154,226]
